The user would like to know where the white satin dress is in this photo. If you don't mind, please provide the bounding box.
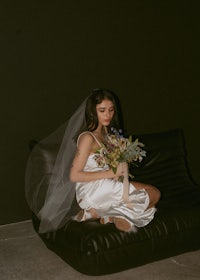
[75,132,156,228]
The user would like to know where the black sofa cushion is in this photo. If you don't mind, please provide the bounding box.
[31,128,200,275]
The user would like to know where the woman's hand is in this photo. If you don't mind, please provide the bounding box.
[113,162,128,181]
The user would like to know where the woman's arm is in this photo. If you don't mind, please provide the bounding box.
[69,133,123,182]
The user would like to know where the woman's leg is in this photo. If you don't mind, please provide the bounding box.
[131,181,161,208]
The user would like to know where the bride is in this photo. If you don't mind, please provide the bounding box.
[25,88,160,233]
[69,89,160,232]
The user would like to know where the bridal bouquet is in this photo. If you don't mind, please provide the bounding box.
[94,128,146,176]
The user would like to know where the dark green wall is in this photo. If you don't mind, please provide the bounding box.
[1,2,199,224]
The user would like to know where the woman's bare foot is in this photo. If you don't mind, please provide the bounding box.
[100,216,135,232]
[89,208,100,218]
[114,217,133,232]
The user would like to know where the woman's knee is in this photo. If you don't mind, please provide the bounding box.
[132,181,161,204]
[149,185,161,204]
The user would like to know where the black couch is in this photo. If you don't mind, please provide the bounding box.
[29,128,200,275]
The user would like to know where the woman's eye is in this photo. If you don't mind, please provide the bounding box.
[98,108,114,113]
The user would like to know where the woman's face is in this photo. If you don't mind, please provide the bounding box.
[96,99,115,127]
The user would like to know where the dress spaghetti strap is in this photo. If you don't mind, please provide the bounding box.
[77,131,102,147]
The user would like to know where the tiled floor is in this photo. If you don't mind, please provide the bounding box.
[1,220,200,280]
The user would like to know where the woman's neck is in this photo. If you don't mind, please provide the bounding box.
[93,126,107,143]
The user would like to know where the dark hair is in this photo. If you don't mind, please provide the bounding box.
[85,88,123,132]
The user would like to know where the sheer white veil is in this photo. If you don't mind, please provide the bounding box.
[25,96,88,233]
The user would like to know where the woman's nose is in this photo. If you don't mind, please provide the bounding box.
[105,111,110,118]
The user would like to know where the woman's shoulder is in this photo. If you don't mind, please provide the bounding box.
[77,131,95,145]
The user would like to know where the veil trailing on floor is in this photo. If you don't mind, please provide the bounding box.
[25,96,88,233]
